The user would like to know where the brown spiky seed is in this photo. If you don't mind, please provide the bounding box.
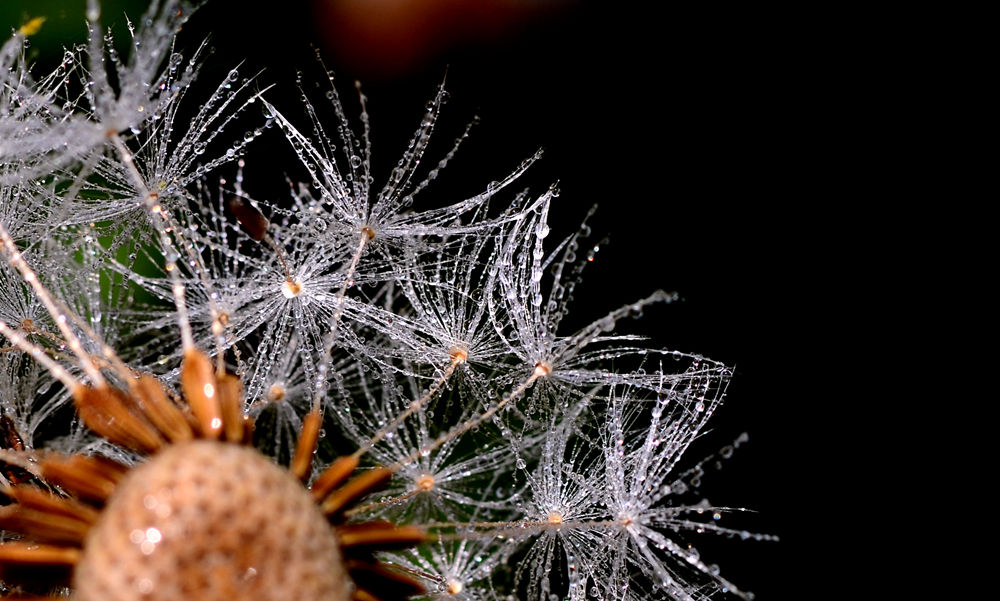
[73,441,348,601]
[227,196,269,242]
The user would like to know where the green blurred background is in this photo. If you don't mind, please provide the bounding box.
[2,1,148,50]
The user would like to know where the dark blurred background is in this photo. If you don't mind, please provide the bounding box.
[3,1,831,598]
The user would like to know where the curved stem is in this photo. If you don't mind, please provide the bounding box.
[311,231,369,410]
[351,356,462,461]
[109,132,228,372]
[389,366,546,473]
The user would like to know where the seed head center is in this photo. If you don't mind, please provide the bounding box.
[534,361,552,377]
[74,441,348,601]
[281,279,303,298]
[416,474,435,492]
[268,383,286,402]
[448,346,468,363]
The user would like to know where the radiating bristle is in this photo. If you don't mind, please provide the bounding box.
[0,542,79,587]
[291,408,322,482]
[216,372,245,443]
[9,486,101,524]
[1,415,25,451]
[134,374,194,443]
[337,522,427,550]
[320,467,392,520]
[352,590,381,601]
[345,560,425,600]
[1,415,31,486]
[311,455,360,502]
[243,413,256,443]
[180,348,223,439]
[73,386,165,454]
[0,505,91,546]
[40,455,125,504]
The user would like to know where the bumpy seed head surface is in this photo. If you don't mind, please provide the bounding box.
[73,441,348,601]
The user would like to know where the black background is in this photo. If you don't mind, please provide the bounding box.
[4,1,837,598]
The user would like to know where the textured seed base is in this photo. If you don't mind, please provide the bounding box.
[73,441,347,601]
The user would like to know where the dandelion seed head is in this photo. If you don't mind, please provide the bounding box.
[449,346,468,364]
[268,383,286,402]
[416,473,435,492]
[280,279,303,298]
[74,441,347,601]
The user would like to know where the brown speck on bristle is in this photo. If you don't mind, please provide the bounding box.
[361,225,376,240]
[243,413,256,443]
[281,279,303,297]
